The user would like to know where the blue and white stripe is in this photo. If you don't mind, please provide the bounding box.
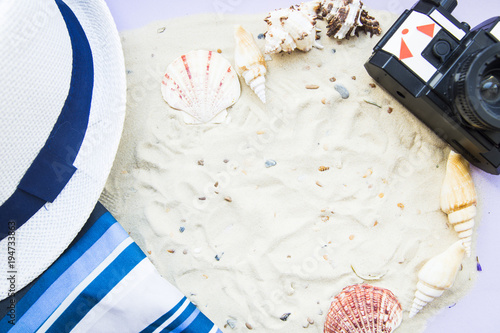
[0,205,221,332]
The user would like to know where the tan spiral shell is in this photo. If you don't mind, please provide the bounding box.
[234,25,267,103]
[440,151,477,257]
[324,284,403,333]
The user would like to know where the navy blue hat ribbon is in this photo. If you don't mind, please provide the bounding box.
[0,0,94,240]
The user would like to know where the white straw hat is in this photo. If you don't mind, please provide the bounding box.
[0,0,125,299]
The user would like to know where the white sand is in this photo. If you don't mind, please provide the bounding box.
[103,10,478,332]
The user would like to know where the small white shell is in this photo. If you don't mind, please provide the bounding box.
[409,241,465,318]
[161,50,241,124]
[264,5,322,54]
[234,25,267,103]
[440,151,477,257]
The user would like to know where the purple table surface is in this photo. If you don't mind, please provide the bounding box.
[104,1,500,332]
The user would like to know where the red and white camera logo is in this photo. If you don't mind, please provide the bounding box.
[399,23,437,59]
[383,11,442,82]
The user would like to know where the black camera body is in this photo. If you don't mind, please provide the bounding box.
[365,0,500,174]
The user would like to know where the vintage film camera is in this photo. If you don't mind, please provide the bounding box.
[365,0,500,174]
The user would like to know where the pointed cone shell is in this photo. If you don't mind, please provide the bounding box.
[324,284,403,333]
[409,241,465,318]
[234,25,267,103]
[440,151,477,256]
[161,50,241,124]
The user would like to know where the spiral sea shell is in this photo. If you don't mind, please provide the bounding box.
[409,241,465,318]
[324,284,403,332]
[318,0,381,39]
[234,25,267,103]
[440,151,477,257]
[161,50,241,124]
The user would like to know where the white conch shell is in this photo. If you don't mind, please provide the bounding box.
[296,0,322,19]
[409,241,465,318]
[319,0,381,39]
[234,25,267,103]
[264,4,323,54]
[161,50,241,124]
[440,151,477,257]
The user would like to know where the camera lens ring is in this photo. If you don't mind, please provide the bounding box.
[454,43,500,130]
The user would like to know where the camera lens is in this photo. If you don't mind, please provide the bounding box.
[480,73,500,104]
[454,44,500,130]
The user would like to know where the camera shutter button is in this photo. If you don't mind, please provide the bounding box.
[433,40,452,62]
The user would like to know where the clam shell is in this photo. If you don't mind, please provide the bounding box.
[440,151,477,256]
[234,25,267,103]
[324,284,403,333]
[409,241,465,318]
[161,50,241,124]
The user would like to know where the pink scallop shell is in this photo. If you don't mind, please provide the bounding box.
[324,284,403,333]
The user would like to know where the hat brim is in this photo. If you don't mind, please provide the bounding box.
[0,0,126,300]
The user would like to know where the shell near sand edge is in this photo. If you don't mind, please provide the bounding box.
[324,284,403,333]
[409,240,466,318]
[440,151,477,215]
[440,151,477,257]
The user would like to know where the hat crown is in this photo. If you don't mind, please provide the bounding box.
[0,0,72,204]
[0,0,126,300]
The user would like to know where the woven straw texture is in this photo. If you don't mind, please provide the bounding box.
[0,0,126,300]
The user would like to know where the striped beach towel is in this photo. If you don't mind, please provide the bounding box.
[0,203,221,332]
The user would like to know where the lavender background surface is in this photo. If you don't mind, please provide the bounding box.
[104,1,500,332]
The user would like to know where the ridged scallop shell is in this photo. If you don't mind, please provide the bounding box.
[264,4,323,54]
[161,50,241,124]
[319,0,381,39]
[409,241,465,318]
[234,25,267,103]
[440,151,477,257]
[324,284,403,333]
